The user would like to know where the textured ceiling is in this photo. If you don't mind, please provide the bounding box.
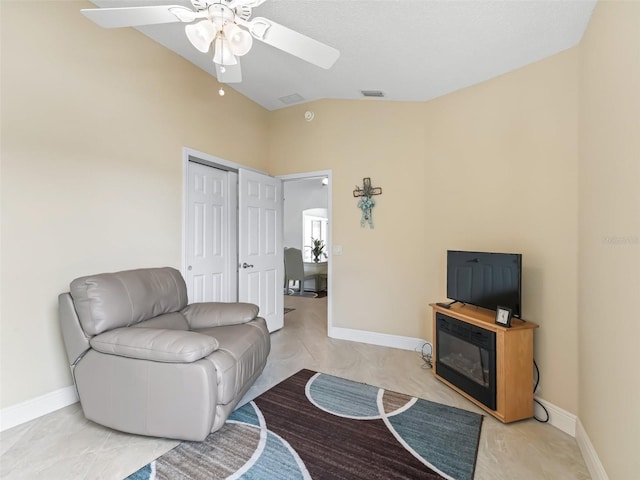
[91,0,597,110]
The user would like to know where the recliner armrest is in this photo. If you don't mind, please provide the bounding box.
[181,302,259,329]
[90,328,218,363]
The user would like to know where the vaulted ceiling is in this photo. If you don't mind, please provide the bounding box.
[91,0,597,110]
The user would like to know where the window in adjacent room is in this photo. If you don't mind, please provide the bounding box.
[302,211,328,262]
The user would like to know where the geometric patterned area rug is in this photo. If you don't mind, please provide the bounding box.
[125,369,483,480]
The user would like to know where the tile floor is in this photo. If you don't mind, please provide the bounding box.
[0,295,590,479]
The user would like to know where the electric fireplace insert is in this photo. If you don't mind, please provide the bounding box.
[435,312,496,410]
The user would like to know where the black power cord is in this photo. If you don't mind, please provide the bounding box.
[418,342,432,369]
[420,345,548,421]
[533,360,549,423]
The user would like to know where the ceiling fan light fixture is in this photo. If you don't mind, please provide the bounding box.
[185,20,216,53]
[223,23,253,57]
[213,36,238,66]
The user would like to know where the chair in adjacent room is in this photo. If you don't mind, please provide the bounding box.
[284,247,316,296]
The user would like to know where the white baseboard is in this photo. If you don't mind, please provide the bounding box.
[327,329,588,443]
[328,326,430,353]
[533,396,577,437]
[0,386,79,432]
[576,418,609,480]
[532,403,609,479]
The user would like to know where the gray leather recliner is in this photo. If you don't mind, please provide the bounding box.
[58,267,270,441]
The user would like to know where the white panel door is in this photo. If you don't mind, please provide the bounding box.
[185,162,238,303]
[238,169,283,332]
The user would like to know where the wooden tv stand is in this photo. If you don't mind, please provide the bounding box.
[430,303,539,423]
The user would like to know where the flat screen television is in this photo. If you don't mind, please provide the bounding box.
[446,250,522,317]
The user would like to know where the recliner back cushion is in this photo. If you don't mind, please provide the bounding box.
[133,312,189,331]
[70,267,188,336]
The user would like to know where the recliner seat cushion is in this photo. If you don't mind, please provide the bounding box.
[70,267,188,336]
[133,312,189,331]
[90,327,218,363]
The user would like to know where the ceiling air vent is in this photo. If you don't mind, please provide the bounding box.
[279,93,305,105]
[361,90,385,98]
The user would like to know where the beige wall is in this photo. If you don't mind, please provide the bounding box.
[0,1,269,408]
[423,49,580,413]
[270,101,428,339]
[578,1,640,478]
[270,48,580,413]
[3,3,638,476]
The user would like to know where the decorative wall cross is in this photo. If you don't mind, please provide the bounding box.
[353,177,382,229]
[353,177,382,198]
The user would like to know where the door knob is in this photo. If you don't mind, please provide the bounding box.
[187,265,193,271]
[242,262,254,269]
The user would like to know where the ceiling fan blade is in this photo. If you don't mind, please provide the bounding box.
[81,5,197,29]
[227,0,267,7]
[216,62,243,84]
[245,17,340,69]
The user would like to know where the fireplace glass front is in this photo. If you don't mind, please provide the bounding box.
[435,313,496,410]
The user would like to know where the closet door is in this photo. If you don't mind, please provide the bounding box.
[185,161,237,303]
[238,169,284,332]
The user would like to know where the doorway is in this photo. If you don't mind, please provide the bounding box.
[279,170,333,333]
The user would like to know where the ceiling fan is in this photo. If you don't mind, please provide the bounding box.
[81,0,340,84]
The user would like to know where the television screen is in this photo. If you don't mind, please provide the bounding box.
[446,250,522,317]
